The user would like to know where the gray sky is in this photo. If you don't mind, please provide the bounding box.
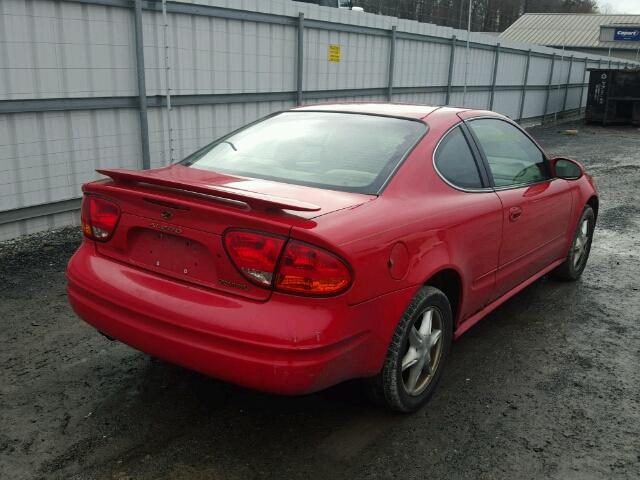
[599,0,640,14]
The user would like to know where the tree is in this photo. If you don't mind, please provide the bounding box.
[354,0,598,32]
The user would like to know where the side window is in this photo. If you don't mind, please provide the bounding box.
[434,126,484,189]
[468,119,549,187]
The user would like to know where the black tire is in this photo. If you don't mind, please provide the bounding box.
[366,286,453,413]
[553,205,595,281]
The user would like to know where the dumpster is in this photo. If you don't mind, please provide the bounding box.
[585,68,640,126]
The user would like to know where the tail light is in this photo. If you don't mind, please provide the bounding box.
[81,195,120,242]
[275,240,351,295]
[224,230,286,286]
[224,230,351,296]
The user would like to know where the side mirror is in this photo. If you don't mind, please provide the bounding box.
[550,157,583,180]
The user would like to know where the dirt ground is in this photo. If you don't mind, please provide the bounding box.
[1,121,639,480]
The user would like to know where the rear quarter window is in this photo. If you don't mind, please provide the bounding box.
[434,126,484,190]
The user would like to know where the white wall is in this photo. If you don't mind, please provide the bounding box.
[0,0,636,240]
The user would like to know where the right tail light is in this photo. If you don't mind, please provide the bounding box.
[275,240,351,295]
[223,230,285,287]
[224,230,351,296]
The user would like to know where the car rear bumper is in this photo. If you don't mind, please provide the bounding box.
[66,242,415,395]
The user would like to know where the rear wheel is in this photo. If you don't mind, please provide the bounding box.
[553,205,595,281]
[367,286,453,412]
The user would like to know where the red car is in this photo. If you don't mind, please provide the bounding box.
[67,104,597,412]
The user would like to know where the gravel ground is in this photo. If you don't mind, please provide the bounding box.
[1,122,639,480]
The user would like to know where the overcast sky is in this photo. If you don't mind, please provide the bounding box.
[599,0,640,14]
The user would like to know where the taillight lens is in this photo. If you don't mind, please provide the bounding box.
[223,231,352,296]
[81,195,120,242]
[224,230,286,286]
[275,240,351,296]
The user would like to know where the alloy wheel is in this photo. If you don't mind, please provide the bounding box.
[573,218,591,270]
[400,307,444,396]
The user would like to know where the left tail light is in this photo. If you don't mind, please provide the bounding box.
[81,195,120,242]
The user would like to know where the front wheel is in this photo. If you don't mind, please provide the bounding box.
[367,286,453,412]
[553,205,595,281]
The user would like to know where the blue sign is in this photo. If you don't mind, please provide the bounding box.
[614,27,640,41]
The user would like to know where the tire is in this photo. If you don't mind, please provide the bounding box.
[553,205,595,281]
[367,286,453,413]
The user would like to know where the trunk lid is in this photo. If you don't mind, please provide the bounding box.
[84,165,375,300]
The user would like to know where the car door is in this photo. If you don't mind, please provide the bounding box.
[432,124,503,320]
[465,117,573,298]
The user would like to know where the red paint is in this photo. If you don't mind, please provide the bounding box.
[66,104,598,395]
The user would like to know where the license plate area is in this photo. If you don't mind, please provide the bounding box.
[95,213,273,300]
[126,228,216,285]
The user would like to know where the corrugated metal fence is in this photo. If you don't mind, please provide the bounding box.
[0,0,636,241]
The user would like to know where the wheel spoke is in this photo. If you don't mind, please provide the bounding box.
[572,219,590,268]
[401,348,418,371]
[573,248,582,267]
[406,357,424,392]
[573,240,581,255]
[408,326,422,349]
[418,309,433,336]
[430,329,442,347]
[423,357,432,375]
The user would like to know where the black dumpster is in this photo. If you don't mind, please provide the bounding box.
[585,68,640,126]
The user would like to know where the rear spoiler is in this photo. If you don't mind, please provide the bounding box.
[95,168,321,212]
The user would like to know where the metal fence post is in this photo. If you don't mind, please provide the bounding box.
[161,0,173,165]
[543,54,556,124]
[561,55,573,114]
[387,26,396,101]
[517,49,531,122]
[133,0,150,169]
[578,57,587,114]
[489,42,500,110]
[296,13,304,106]
[446,35,456,105]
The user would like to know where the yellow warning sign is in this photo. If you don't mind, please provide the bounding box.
[328,44,341,63]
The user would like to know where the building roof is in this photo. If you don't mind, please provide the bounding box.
[500,14,640,50]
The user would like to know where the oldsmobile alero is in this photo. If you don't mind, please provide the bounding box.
[66,103,598,412]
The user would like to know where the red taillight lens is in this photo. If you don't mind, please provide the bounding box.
[224,230,286,286]
[275,240,351,296]
[224,230,352,296]
[81,195,120,242]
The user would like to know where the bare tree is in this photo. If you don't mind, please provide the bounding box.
[354,0,598,31]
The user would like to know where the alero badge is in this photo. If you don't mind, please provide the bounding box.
[161,210,173,220]
[150,223,182,234]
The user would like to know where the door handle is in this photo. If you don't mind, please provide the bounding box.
[509,206,523,222]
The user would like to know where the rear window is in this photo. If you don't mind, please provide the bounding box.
[182,112,426,194]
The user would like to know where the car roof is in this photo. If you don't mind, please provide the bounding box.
[291,103,471,120]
